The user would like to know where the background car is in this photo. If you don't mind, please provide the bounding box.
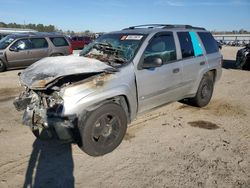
[69,36,92,50]
[236,43,250,70]
[0,32,73,72]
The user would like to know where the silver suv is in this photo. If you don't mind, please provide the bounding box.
[14,24,222,156]
[0,32,72,72]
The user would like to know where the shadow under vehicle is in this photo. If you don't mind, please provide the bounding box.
[23,139,74,188]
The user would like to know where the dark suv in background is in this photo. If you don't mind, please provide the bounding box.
[69,36,92,50]
[0,32,73,72]
[236,43,250,70]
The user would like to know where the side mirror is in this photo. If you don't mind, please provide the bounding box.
[142,56,163,69]
[9,46,19,52]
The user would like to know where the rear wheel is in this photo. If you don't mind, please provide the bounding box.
[190,72,214,107]
[78,103,127,156]
[50,53,63,57]
[0,60,6,72]
[242,58,250,70]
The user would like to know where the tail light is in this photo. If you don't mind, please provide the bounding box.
[220,55,223,66]
[69,44,73,54]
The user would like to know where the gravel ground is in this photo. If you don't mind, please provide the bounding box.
[0,46,249,188]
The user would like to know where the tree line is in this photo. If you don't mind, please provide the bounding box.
[0,22,56,32]
[0,21,97,37]
[2,21,248,35]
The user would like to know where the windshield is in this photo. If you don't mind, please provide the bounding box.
[80,33,146,66]
[0,35,15,50]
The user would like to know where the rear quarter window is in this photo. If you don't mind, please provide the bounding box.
[198,32,218,54]
[50,37,69,47]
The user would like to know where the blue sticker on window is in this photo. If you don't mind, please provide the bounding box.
[189,31,203,56]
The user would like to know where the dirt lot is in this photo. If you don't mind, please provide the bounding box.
[0,47,249,188]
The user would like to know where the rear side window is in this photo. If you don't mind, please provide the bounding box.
[144,33,177,63]
[30,38,48,49]
[177,32,194,58]
[50,37,69,47]
[198,32,218,54]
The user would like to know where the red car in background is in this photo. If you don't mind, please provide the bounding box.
[69,36,92,50]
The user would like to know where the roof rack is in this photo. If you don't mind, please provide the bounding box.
[123,24,205,30]
[11,31,64,37]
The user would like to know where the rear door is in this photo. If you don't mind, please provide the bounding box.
[6,38,33,67]
[197,32,221,70]
[136,32,184,112]
[29,37,49,63]
[176,31,207,94]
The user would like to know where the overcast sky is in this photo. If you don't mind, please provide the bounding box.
[0,0,250,32]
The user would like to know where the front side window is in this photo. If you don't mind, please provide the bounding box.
[30,38,48,49]
[144,33,177,64]
[50,37,69,47]
[11,39,31,50]
[198,32,218,54]
[177,32,194,58]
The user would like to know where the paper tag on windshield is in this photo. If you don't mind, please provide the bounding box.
[124,35,143,40]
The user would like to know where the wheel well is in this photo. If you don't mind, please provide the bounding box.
[208,69,216,82]
[84,95,131,123]
[110,95,131,123]
[50,53,63,56]
[0,59,6,71]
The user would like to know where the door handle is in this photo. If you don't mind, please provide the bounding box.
[173,68,180,73]
[200,61,206,66]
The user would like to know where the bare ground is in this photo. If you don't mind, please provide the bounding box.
[0,47,249,188]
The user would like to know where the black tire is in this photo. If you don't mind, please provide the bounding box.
[78,103,127,156]
[50,53,63,57]
[190,72,214,107]
[0,60,6,72]
[242,58,250,70]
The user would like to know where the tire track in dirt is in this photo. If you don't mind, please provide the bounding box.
[0,88,21,103]
[0,155,30,177]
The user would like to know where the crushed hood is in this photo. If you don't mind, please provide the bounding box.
[20,56,116,89]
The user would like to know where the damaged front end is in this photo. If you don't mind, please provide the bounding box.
[14,87,78,142]
[13,56,116,142]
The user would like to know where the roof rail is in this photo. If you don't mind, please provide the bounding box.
[123,24,205,30]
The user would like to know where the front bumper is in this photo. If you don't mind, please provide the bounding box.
[14,95,79,143]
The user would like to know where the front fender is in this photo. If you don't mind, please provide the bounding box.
[62,84,138,121]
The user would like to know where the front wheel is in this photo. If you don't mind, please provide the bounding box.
[0,60,6,72]
[78,103,127,156]
[190,72,214,107]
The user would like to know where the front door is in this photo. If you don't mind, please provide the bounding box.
[6,38,33,68]
[136,32,184,113]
